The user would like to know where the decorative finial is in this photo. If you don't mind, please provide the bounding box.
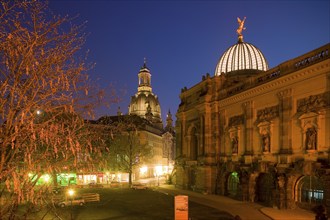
[143,57,147,68]
[117,106,122,116]
[236,17,246,43]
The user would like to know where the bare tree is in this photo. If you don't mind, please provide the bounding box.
[97,115,152,187]
[0,1,108,218]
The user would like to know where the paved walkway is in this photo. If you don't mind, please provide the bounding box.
[157,184,315,220]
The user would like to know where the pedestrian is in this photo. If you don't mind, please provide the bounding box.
[313,205,328,220]
[234,215,242,220]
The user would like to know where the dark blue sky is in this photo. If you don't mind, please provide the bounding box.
[49,0,330,123]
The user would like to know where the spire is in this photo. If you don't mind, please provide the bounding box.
[143,57,147,68]
[117,106,122,116]
[140,57,149,71]
[165,109,174,132]
[138,58,152,92]
[166,110,173,123]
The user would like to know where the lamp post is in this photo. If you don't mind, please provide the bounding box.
[68,189,74,220]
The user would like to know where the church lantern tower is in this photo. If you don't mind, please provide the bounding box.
[128,60,163,128]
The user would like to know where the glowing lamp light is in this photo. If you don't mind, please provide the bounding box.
[163,166,169,174]
[68,189,75,197]
[155,165,162,176]
[43,174,50,183]
[140,166,148,174]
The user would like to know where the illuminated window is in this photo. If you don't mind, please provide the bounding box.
[227,172,239,196]
[296,176,324,208]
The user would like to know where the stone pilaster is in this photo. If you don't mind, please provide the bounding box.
[249,173,258,202]
[240,170,250,201]
[219,110,226,156]
[277,175,287,209]
[242,101,254,155]
[277,89,293,153]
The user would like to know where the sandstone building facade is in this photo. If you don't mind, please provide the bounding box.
[175,21,330,211]
[95,62,175,182]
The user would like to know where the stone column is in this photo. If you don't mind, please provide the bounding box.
[242,101,254,155]
[212,110,220,156]
[203,104,215,159]
[240,170,250,201]
[277,175,287,209]
[249,173,258,202]
[198,114,204,156]
[277,89,293,153]
[219,110,226,156]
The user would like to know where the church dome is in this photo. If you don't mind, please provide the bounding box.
[128,60,163,128]
[214,41,269,76]
[130,93,161,119]
[214,17,269,76]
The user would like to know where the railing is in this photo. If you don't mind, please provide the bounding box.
[295,49,329,69]
[224,43,329,98]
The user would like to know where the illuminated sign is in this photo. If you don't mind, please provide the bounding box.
[175,195,188,220]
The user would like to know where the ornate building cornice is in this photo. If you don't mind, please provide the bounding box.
[218,44,329,106]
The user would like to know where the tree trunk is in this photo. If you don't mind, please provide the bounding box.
[129,169,132,187]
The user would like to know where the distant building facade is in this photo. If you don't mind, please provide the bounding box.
[87,62,176,184]
[175,21,330,211]
[127,61,176,178]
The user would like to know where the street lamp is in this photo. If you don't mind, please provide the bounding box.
[68,189,75,220]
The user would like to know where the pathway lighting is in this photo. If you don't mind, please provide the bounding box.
[68,189,75,220]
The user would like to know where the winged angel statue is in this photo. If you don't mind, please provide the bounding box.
[236,17,246,36]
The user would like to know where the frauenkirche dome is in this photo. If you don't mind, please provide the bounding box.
[128,60,163,128]
[215,17,269,76]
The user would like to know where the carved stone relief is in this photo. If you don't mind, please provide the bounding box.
[277,88,292,100]
[297,93,329,114]
[228,115,244,127]
[256,105,279,123]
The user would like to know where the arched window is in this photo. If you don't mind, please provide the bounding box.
[227,172,239,197]
[295,176,324,209]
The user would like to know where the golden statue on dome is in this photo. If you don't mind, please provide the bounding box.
[236,17,246,42]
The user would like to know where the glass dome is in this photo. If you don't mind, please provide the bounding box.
[215,41,269,76]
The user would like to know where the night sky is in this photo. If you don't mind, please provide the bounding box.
[49,0,330,123]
